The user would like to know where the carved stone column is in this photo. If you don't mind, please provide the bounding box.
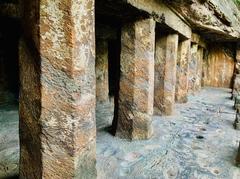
[154,33,179,115]
[19,1,96,178]
[116,18,155,140]
[176,39,191,103]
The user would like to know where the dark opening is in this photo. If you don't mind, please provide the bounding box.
[0,17,20,100]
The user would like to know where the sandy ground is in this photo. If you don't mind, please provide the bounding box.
[0,88,240,178]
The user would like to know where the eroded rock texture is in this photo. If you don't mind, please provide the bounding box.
[96,40,109,103]
[176,39,191,103]
[202,44,235,88]
[164,0,240,40]
[19,0,96,178]
[232,46,240,99]
[96,40,114,129]
[116,18,155,140]
[154,33,179,115]
[188,43,198,94]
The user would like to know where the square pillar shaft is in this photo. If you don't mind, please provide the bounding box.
[188,43,198,93]
[176,39,191,103]
[116,18,155,140]
[154,34,179,115]
[233,47,240,99]
[19,1,96,178]
[96,40,109,102]
[195,47,204,91]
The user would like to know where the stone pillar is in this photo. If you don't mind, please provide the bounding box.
[116,18,155,140]
[188,43,198,93]
[154,34,179,115]
[175,39,191,103]
[96,40,114,129]
[236,142,240,166]
[195,47,204,91]
[19,1,96,178]
[234,96,240,130]
[96,40,109,102]
[232,46,240,99]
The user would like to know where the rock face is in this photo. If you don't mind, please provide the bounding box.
[232,46,240,99]
[96,40,114,129]
[116,18,155,140]
[1,0,240,178]
[188,43,199,93]
[96,40,109,103]
[154,33,179,115]
[176,39,191,103]
[164,0,240,40]
[19,0,97,178]
[202,44,235,88]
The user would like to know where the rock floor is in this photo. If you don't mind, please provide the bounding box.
[97,88,240,179]
[0,88,240,178]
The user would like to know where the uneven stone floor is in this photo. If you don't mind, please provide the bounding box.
[0,92,19,178]
[0,88,240,178]
[97,88,240,179]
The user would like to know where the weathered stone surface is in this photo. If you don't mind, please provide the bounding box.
[127,0,191,39]
[164,0,240,40]
[19,0,96,178]
[19,38,42,179]
[176,39,191,103]
[232,74,240,99]
[234,113,240,130]
[202,44,235,88]
[116,18,155,140]
[235,96,240,112]
[195,47,204,91]
[188,43,198,94]
[232,46,240,99]
[96,40,114,129]
[96,40,109,103]
[236,45,240,62]
[236,142,240,167]
[154,33,179,115]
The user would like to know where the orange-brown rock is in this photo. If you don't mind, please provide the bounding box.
[154,33,179,115]
[19,0,96,178]
[116,18,155,140]
[176,39,191,103]
[202,44,235,88]
[188,43,198,94]
[195,47,204,91]
[96,40,109,103]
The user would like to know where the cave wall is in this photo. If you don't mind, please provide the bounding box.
[202,44,235,88]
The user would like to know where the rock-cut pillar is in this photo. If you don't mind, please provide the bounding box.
[175,39,191,103]
[233,45,240,99]
[116,18,155,140]
[154,34,179,115]
[19,0,96,178]
[96,40,109,103]
[195,47,204,91]
[188,43,198,94]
